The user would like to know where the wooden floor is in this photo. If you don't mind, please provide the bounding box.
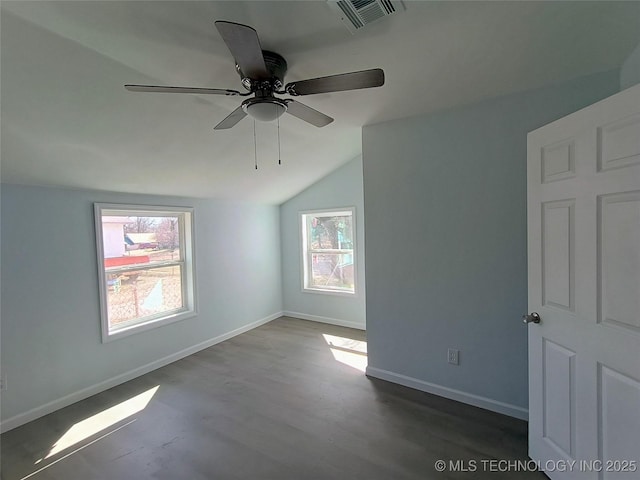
[1,317,545,479]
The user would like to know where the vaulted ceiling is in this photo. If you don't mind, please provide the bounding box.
[2,1,639,204]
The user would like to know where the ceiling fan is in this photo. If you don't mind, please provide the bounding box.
[125,21,385,130]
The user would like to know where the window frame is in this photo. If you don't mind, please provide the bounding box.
[94,203,197,342]
[300,207,357,296]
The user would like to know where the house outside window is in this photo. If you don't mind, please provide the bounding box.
[94,204,196,341]
[301,208,356,295]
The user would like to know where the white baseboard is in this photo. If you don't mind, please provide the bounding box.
[0,312,282,433]
[365,366,528,421]
[283,311,365,331]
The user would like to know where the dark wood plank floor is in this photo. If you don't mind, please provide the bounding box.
[1,317,546,479]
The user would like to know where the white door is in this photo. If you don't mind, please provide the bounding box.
[527,83,640,480]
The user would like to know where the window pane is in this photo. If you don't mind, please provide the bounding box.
[102,214,182,270]
[307,214,353,250]
[106,265,184,330]
[310,253,354,291]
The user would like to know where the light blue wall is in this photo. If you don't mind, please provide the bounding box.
[280,157,365,329]
[1,184,282,424]
[621,41,640,90]
[362,69,620,414]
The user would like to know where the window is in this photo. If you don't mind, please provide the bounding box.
[94,204,196,341]
[301,208,356,295]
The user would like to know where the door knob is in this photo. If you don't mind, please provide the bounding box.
[523,312,541,324]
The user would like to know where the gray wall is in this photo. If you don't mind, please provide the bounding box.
[1,184,282,425]
[362,69,620,415]
[280,157,365,329]
[621,41,640,90]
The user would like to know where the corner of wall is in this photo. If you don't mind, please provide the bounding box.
[620,42,640,90]
[279,156,366,329]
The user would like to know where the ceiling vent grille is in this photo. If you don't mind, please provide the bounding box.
[327,0,404,34]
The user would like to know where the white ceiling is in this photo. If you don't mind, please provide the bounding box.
[2,1,639,204]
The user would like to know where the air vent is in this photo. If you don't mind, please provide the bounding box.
[327,0,404,34]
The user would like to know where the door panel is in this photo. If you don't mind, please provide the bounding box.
[542,139,576,182]
[597,113,640,171]
[542,338,576,458]
[598,192,640,331]
[527,84,640,480]
[599,365,640,480]
[542,200,575,311]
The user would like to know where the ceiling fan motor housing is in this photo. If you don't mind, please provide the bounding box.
[237,51,288,91]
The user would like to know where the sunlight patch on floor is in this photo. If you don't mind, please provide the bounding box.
[323,333,367,372]
[23,420,135,480]
[38,385,159,462]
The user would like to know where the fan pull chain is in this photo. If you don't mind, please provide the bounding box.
[277,114,281,165]
[253,119,258,170]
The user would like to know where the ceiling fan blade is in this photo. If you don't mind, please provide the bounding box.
[214,105,247,130]
[285,68,384,96]
[125,85,241,96]
[215,21,269,80]
[285,100,334,127]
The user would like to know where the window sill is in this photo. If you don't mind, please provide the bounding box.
[101,309,197,343]
[302,287,356,298]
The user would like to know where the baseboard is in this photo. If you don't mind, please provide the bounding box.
[365,366,528,421]
[0,311,282,433]
[283,311,365,331]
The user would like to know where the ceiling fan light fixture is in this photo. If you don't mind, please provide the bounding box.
[242,97,287,122]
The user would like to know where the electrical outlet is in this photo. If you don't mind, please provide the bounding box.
[447,348,459,365]
[0,374,6,391]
